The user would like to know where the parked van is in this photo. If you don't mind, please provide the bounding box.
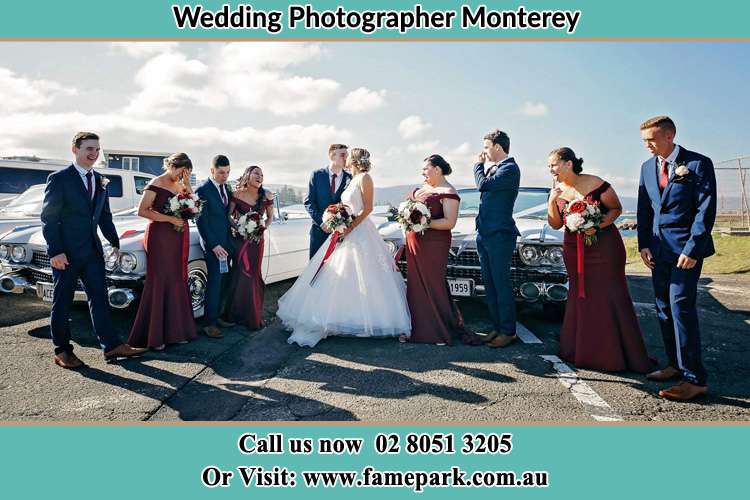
[0,164,154,236]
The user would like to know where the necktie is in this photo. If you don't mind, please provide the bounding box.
[220,183,228,206]
[658,158,669,191]
[330,173,337,196]
[85,171,93,201]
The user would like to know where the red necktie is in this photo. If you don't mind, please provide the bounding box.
[658,158,669,191]
[86,171,93,200]
[220,184,228,206]
[330,173,337,196]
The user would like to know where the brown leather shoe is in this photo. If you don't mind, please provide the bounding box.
[217,318,236,328]
[488,334,517,348]
[658,381,708,401]
[104,344,148,361]
[480,330,499,344]
[53,352,86,369]
[203,326,223,339]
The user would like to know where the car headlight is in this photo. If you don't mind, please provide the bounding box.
[0,244,8,262]
[384,240,398,256]
[545,246,564,267]
[118,252,137,273]
[104,246,118,271]
[10,245,27,263]
[519,245,541,266]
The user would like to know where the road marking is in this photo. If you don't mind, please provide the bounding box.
[516,321,543,344]
[540,355,623,422]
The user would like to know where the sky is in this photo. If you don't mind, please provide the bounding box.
[0,42,748,199]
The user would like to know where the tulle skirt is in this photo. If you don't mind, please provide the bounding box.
[277,219,411,347]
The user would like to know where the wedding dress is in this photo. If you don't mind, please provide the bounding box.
[277,174,412,347]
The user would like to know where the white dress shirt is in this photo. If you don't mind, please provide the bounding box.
[211,178,228,205]
[328,166,344,193]
[658,144,681,176]
[73,162,96,200]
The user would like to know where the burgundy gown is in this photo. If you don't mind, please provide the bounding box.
[225,196,272,330]
[558,181,654,373]
[127,185,197,348]
[405,191,474,345]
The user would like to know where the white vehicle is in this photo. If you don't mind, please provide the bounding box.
[0,167,155,237]
[0,200,312,318]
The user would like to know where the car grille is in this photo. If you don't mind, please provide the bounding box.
[27,251,115,290]
[32,251,50,268]
[396,247,567,291]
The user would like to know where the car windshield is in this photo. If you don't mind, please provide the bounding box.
[458,187,550,219]
[0,184,46,217]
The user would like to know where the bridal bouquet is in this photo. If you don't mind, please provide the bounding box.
[165,192,203,232]
[562,197,603,246]
[321,203,354,236]
[396,199,431,234]
[235,211,266,242]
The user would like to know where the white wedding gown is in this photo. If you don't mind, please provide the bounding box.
[277,174,412,347]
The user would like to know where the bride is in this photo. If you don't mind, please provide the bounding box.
[277,148,412,347]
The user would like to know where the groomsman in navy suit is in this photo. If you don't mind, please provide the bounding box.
[304,143,352,258]
[40,132,146,368]
[196,155,235,339]
[473,130,521,348]
[637,116,717,401]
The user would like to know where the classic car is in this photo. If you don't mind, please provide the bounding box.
[378,187,569,314]
[0,200,312,318]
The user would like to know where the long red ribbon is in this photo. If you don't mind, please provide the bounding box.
[576,232,585,298]
[310,232,340,286]
[181,225,189,282]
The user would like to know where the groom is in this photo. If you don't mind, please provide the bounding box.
[304,143,352,258]
[474,129,521,348]
[637,115,717,401]
[196,154,235,339]
[40,132,146,368]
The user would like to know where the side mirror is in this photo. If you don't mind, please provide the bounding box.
[281,211,289,221]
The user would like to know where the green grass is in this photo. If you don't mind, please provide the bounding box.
[623,235,750,274]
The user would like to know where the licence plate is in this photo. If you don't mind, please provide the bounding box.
[448,279,474,297]
[37,282,54,302]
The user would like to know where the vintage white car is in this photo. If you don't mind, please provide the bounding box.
[378,187,569,314]
[0,202,312,318]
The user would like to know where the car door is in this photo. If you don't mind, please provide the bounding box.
[263,200,311,283]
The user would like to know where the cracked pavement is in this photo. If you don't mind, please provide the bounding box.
[1,274,748,421]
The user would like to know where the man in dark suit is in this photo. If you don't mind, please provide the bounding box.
[40,132,146,368]
[304,143,352,258]
[637,116,717,401]
[196,155,235,338]
[473,129,521,348]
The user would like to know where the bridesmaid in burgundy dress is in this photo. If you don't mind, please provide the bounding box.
[403,155,480,346]
[546,147,654,373]
[128,153,197,350]
[225,166,274,330]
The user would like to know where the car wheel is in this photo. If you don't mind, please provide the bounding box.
[542,302,566,320]
[187,259,208,319]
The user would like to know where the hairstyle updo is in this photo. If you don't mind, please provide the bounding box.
[425,154,452,176]
[164,152,193,171]
[550,147,584,174]
[350,148,372,172]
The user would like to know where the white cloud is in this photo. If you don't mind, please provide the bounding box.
[0,111,352,183]
[0,68,77,113]
[338,87,386,113]
[110,42,179,58]
[398,115,432,139]
[521,101,548,117]
[406,141,440,153]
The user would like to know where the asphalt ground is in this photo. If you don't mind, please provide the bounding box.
[0,273,748,422]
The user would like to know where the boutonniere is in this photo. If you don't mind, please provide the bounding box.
[100,177,110,189]
[673,163,691,183]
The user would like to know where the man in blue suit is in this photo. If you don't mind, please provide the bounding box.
[304,143,352,258]
[637,116,717,401]
[41,132,146,368]
[473,130,521,348]
[196,155,235,339]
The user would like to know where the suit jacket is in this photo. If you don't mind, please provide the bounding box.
[195,180,233,253]
[41,164,119,259]
[637,146,717,261]
[304,167,352,227]
[473,157,521,238]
